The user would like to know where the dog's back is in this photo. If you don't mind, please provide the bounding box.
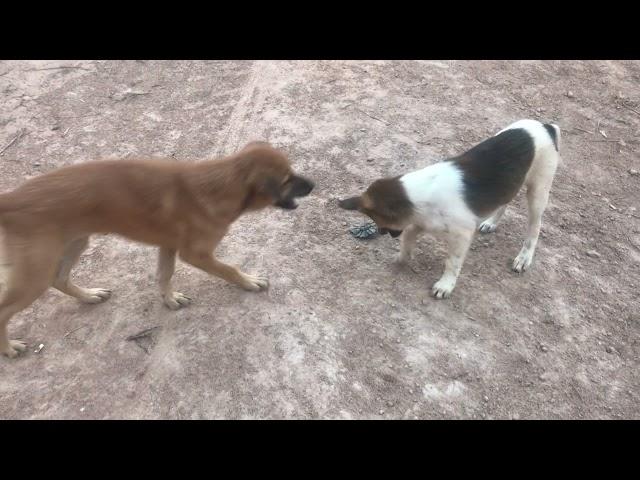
[451,119,560,218]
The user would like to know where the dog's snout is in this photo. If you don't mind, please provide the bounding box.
[378,227,402,237]
[302,178,314,195]
[292,175,314,197]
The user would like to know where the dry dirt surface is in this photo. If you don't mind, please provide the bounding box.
[0,60,638,419]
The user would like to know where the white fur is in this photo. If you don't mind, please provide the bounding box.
[396,119,560,299]
[401,161,477,232]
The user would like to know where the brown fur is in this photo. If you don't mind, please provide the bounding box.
[338,176,412,237]
[0,142,313,358]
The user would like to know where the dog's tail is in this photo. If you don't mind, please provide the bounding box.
[543,123,561,152]
[542,123,563,168]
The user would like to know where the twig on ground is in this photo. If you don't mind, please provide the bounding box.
[352,107,391,126]
[23,65,89,72]
[63,325,88,339]
[571,127,593,134]
[621,103,640,117]
[0,129,26,156]
[126,326,159,342]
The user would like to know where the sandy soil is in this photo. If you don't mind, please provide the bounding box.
[0,60,638,419]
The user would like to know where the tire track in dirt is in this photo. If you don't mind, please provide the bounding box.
[214,61,285,156]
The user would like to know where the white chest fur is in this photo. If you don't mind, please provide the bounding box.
[400,162,477,233]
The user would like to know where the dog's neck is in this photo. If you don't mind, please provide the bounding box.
[183,157,257,221]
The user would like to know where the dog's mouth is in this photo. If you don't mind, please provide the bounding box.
[378,227,403,237]
[275,175,314,210]
[275,198,299,210]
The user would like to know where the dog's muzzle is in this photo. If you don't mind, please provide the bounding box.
[275,175,314,210]
[378,227,403,238]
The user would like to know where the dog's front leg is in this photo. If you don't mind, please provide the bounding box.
[432,227,474,299]
[158,247,192,310]
[179,247,268,292]
[394,224,423,265]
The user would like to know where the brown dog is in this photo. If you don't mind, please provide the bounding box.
[0,141,313,358]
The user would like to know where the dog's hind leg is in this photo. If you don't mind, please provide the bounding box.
[432,226,475,299]
[513,150,558,273]
[1,240,60,358]
[512,179,553,273]
[158,247,191,310]
[52,236,111,303]
[478,205,507,234]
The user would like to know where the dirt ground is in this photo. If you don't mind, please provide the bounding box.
[0,60,638,419]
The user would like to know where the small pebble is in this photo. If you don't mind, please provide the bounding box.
[585,250,601,258]
[379,409,385,415]
[540,345,548,352]
[567,91,574,98]
[629,169,638,176]
[483,395,489,402]
[605,346,614,354]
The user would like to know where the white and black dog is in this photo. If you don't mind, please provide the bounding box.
[339,119,560,299]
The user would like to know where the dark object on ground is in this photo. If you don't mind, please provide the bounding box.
[349,221,379,239]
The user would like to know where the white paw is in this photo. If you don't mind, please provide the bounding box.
[512,250,534,273]
[82,288,112,304]
[3,340,27,358]
[242,274,269,292]
[164,291,192,310]
[478,220,498,234]
[432,278,455,299]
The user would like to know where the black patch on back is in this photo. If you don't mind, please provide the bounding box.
[451,128,535,218]
[365,176,414,223]
[543,123,559,151]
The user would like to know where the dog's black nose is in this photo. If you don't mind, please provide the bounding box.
[294,176,314,196]
[303,178,314,194]
[379,227,402,237]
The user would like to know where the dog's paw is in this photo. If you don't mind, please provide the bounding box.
[512,250,533,273]
[478,220,498,234]
[81,288,112,304]
[432,278,455,299]
[393,252,409,265]
[164,291,192,310]
[241,274,269,292]
[2,340,27,358]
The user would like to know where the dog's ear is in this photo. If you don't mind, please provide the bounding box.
[338,196,361,210]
